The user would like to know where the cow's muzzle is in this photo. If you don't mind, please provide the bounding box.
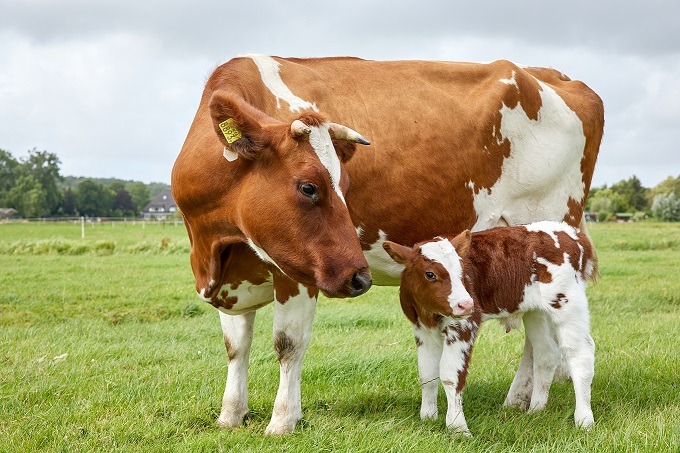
[348,270,372,297]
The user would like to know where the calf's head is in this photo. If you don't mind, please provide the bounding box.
[173,91,372,299]
[383,231,474,319]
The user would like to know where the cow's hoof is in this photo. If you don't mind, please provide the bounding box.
[217,410,249,429]
[264,417,298,435]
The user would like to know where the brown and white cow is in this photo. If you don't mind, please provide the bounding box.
[171,55,604,434]
[383,221,597,434]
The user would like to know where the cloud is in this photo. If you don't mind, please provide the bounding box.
[0,0,678,187]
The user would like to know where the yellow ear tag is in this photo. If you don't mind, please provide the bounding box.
[218,118,243,144]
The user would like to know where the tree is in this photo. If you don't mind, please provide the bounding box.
[62,187,77,216]
[588,188,629,214]
[15,149,63,215]
[127,181,151,214]
[649,176,680,200]
[651,192,680,221]
[6,175,49,217]
[610,175,648,212]
[76,179,114,216]
[0,149,19,195]
[113,187,136,216]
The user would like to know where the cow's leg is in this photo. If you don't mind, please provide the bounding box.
[414,324,444,420]
[265,280,317,435]
[523,311,559,412]
[440,322,476,436]
[504,320,534,411]
[554,299,595,428]
[217,310,257,428]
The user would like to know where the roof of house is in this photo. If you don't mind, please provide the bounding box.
[142,188,177,213]
[0,208,19,218]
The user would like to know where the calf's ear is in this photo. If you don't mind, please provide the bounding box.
[451,230,472,257]
[382,241,413,264]
[209,91,279,160]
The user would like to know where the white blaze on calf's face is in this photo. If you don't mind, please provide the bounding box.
[419,239,473,316]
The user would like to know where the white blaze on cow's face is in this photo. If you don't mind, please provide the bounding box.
[419,239,474,318]
[307,123,345,204]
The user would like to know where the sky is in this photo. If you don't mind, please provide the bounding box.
[1,0,678,188]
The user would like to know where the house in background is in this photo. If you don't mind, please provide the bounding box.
[142,189,178,220]
[0,208,19,220]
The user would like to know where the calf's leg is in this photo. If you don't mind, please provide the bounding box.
[523,311,559,412]
[440,321,476,435]
[414,324,444,420]
[504,330,534,411]
[217,310,257,428]
[554,299,595,428]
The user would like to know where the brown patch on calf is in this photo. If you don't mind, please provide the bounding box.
[274,331,297,363]
[551,293,568,309]
[414,336,424,347]
[224,337,237,361]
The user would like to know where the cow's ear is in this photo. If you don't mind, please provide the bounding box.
[331,140,358,163]
[450,230,472,257]
[383,241,414,265]
[209,91,275,160]
[329,122,370,163]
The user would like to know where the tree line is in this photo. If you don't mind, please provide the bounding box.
[587,175,680,221]
[1,149,168,218]
[1,148,678,221]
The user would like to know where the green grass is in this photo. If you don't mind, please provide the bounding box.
[1,222,679,451]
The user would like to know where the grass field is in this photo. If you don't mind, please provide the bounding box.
[1,221,679,452]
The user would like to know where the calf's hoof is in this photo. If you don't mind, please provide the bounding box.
[575,411,594,429]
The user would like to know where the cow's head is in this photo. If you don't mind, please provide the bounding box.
[173,91,372,300]
[383,231,474,319]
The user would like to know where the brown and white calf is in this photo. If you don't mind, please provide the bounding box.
[383,221,597,434]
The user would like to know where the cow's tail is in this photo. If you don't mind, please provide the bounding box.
[579,215,600,283]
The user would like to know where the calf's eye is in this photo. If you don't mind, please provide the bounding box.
[425,271,436,281]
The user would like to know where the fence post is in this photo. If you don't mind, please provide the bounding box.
[81,216,85,239]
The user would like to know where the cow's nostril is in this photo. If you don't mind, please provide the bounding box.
[349,272,372,296]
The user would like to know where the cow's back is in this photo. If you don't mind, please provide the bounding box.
[183,57,604,284]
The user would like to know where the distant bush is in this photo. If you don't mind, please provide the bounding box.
[94,240,116,255]
[652,192,680,221]
[597,210,614,222]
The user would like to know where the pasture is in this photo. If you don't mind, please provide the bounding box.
[1,221,678,452]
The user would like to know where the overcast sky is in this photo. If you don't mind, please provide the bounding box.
[1,0,678,188]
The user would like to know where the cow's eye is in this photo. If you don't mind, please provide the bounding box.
[298,183,318,201]
[425,271,436,281]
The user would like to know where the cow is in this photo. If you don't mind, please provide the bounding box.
[383,221,597,434]
[171,55,604,434]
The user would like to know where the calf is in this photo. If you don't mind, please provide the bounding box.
[382,221,597,434]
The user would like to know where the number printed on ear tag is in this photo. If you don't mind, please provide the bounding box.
[219,118,242,143]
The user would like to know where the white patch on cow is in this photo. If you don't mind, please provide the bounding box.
[420,239,473,313]
[308,124,345,203]
[363,230,404,286]
[245,54,319,112]
[470,81,586,232]
[215,278,274,315]
[247,238,285,274]
[499,70,518,89]
[356,226,363,239]
[525,221,579,248]
[223,146,239,162]
[198,288,210,301]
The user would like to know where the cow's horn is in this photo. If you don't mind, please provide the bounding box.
[328,123,371,145]
[291,120,312,136]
